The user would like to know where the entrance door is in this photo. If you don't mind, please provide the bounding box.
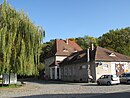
[52,68,55,79]
[57,68,59,79]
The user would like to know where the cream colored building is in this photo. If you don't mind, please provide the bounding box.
[60,46,130,82]
[44,39,82,80]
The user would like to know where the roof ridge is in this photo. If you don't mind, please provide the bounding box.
[95,46,130,61]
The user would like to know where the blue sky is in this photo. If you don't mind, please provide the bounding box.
[0,0,130,42]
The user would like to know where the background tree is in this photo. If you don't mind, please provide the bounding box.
[0,1,45,76]
[75,35,98,49]
[40,39,54,63]
[98,27,130,56]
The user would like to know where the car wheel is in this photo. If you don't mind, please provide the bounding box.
[127,80,130,84]
[97,81,100,85]
[107,81,111,85]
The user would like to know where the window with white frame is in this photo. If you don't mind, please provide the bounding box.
[103,64,108,70]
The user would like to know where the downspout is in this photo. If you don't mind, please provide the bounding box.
[87,48,90,82]
[87,48,90,62]
[87,47,93,82]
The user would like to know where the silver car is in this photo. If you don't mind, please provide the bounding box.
[120,73,130,84]
[97,74,120,85]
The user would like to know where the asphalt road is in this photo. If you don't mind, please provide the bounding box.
[16,91,130,98]
[0,79,130,98]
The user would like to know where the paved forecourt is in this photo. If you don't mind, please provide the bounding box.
[0,79,130,98]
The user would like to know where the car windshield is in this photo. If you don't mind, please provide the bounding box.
[121,73,130,77]
[126,73,130,77]
[100,75,109,79]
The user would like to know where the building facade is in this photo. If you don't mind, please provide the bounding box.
[60,46,130,82]
[44,39,82,80]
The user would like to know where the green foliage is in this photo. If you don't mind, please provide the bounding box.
[98,27,130,56]
[75,35,98,49]
[0,1,45,75]
[40,39,54,62]
[37,63,45,72]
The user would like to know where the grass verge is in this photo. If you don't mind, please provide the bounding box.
[0,84,22,88]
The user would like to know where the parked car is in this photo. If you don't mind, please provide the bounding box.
[120,72,130,84]
[97,74,120,85]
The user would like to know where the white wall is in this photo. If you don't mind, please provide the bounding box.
[128,63,130,72]
[111,62,116,74]
[45,55,66,79]
[96,62,111,80]
[56,56,67,62]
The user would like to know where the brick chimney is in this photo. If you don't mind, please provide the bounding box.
[66,39,69,44]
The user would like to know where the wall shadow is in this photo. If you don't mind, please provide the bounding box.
[15,91,130,98]
[18,78,70,84]
[18,78,130,86]
[18,78,96,85]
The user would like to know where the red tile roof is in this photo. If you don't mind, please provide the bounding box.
[95,46,130,62]
[60,46,130,65]
[59,50,87,65]
[46,39,83,58]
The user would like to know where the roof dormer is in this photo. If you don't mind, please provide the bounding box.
[63,48,68,52]
[109,53,116,57]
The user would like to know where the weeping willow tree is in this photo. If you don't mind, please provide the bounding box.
[0,1,45,76]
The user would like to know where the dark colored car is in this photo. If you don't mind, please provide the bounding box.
[120,73,130,84]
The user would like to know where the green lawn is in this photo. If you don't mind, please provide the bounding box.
[0,82,22,88]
